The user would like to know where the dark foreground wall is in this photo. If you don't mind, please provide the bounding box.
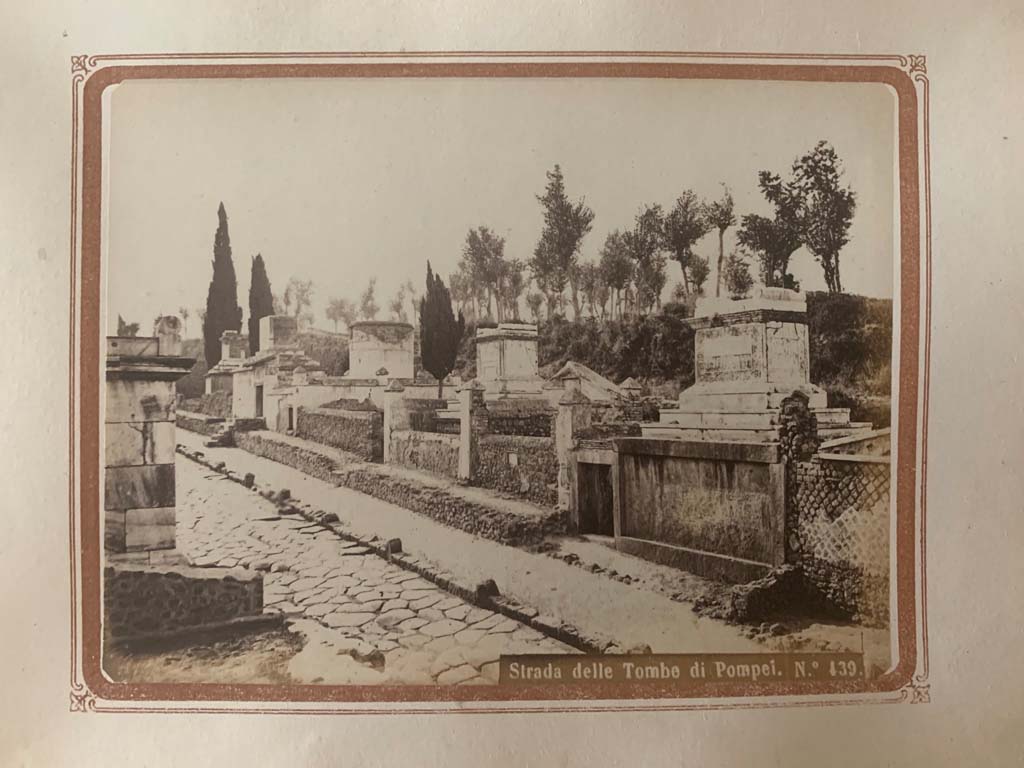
[104,564,263,639]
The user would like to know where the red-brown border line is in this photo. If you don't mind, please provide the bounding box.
[70,55,929,712]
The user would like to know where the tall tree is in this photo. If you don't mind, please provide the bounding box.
[420,262,465,398]
[662,190,711,297]
[285,277,314,320]
[790,140,857,293]
[247,254,274,354]
[530,165,595,316]
[178,306,190,337]
[598,230,634,320]
[525,290,545,322]
[461,227,506,320]
[737,166,805,288]
[625,204,667,314]
[326,297,355,332]
[704,184,737,297]
[202,202,243,367]
[389,283,409,322]
[358,278,380,320]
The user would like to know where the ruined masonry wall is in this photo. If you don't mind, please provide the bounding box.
[295,406,383,463]
[475,434,559,508]
[790,458,890,625]
[390,430,460,479]
[104,564,262,639]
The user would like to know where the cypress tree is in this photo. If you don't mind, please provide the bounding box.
[202,202,243,366]
[248,253,275,355]
[419,262,465,399]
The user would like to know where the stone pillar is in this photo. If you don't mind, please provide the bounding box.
[382,379,405,464]
[457,379,487,485]
[555,377,592,515]
[105,324,194,556]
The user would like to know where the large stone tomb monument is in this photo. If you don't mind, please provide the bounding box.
[649,287,871,442]
[475,322,547,398]
[348,320,415,382]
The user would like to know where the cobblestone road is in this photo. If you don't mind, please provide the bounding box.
[175,456,573,685]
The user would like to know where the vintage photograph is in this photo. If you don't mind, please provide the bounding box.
[93,63,910,701]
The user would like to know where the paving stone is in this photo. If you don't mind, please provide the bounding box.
[398,634,430,648]
[435,597,463,612]
[381,599,408,611]
[419,608,445,622]
[290,577,326,592]
[305,603,336,617]
[398,617,429,631]
[454,628,488,646]
[437,664,478,685]
[465,608,497,625]
[323,611,376,628]
[472,612,504,629]
[421,619,465,638]
[377,609,416,629]
[444,604,472,621]
[410,594,444,610]
[487,618,520,634]
[355,590,385,603]
[480,662,500,682]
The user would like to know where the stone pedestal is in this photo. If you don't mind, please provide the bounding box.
[555,377,592,513]
[652,288,870,442]
[457,380,487,484]
[105,326,194,555]
[475,323,546,398]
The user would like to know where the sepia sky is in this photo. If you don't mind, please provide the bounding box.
[104,76,896,335]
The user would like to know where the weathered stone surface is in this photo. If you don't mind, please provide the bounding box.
[106,422,177,467]
[421,619,465,638]
[105,464,176,511]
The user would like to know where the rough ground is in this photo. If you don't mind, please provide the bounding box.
[177,429,762,655]
[175,458,573,685]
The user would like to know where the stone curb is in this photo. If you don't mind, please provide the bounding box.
[177,443,622,655]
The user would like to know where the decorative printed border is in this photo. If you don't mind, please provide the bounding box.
[68,51,931,714]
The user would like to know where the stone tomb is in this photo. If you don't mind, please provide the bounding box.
[105,318,194,554]
[650,287,871,442]
[105,316,266,641]
[475,323,546,398]
[348,320,415,382]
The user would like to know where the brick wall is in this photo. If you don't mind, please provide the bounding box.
[789,456,890,625]
[390,430,460,479]
[296,406,383,462]
[475,434,559,508]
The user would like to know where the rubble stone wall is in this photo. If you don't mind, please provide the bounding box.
[296,406,383,462]
[175,410,225,436]
[484,399,556,437]
[790,457,890,625]
[104,564,263,639]
[234,431,560,545]
[476,434,559,508]
[390,430,460,479]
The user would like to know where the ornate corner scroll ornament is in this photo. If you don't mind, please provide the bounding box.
[70,682,97,713]
[908,55,927,75]
[900,675,931,704]
[71,55,91,76]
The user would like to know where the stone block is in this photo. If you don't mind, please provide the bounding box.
[105,379,177,423]
[105,509,126,552]
[104,463,176,511]
[126,506,176,527]
[125,523,176,552]
[105,421,177,466]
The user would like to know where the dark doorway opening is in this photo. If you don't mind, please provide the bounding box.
[578,463,614,536]
[255,384,264,418]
